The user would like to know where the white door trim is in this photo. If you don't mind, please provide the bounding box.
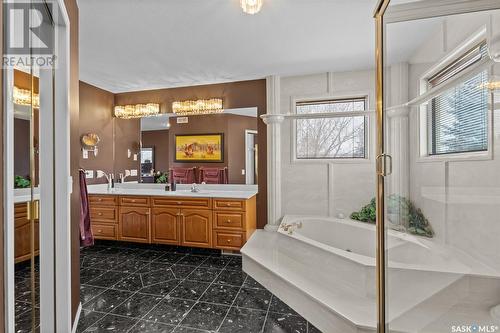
[245,129,258,185]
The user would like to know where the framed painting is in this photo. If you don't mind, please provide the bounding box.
[174,133,224,162]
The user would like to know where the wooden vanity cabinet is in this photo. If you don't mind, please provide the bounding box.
[88,193,256,251]
[90,195,119,240]
[212,197,256,251]
[151,207,181,245]
[14,203,39,263]
[181,209,212,248]
[118,206,151,243]
[152,198,212,248]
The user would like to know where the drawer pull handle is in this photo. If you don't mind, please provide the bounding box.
[98,212,103,216]
[177,201,182,205]
[226,239,231,243]
[98,198,102,202]
[131,200,136,203]
[97,229,102,233]
[226,220,231,223]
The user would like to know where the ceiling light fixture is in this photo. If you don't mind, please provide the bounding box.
[114,103,160,119]
[240,0,263,15]
[13,86,40,108]
[172,98,223,116]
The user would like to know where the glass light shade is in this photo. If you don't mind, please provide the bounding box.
[172,98,223,116]
[13,86,40,109]
[240,0,263,15]
[114,103,160,119]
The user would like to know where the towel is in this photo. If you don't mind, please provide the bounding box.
[79,169,94,247]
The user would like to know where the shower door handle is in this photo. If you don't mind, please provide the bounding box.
[376,154,392,177]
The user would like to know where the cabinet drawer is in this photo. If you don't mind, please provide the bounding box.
[213,231,244,250]
[93,223,117,240]
[152,197,211,209]
[213,199,245,211]
[119,196,150,207]
[90,207,118,223]
[214,212,244,230]
[89,195,118,206]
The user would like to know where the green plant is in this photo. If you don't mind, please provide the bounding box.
[350,198,376,223]
[14,175,31,189]
[155,171,168,184]
[350,195,434,238]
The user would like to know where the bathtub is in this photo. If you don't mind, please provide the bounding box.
[242,215,500,333]
[278,215,497,275]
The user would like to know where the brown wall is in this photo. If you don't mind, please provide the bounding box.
[65,0,81,323]
[114,79,268,228]
[79,81,141,183]
[14,119,30,179]
[79,82,115,184]
[226,115,258,184]
[141,130,169,173]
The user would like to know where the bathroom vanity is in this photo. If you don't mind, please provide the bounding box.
[87,184,257,251]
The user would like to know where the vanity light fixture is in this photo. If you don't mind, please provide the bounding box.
[13,86,40,109]
[240,0,263,15]
[114,103,160,119]
[172,98,223,116]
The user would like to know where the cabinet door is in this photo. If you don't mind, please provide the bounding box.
[181,209,212,248]
[151,208,180,245]
[119,207,150,243]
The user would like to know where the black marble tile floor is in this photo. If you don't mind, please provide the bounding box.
[76,240,322,333]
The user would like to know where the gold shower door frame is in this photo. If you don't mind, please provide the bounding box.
[373,1,500,332]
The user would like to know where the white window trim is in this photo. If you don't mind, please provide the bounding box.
[417,27,494,163]
[290,92,374,164]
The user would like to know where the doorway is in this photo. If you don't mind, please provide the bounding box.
[245,130,258,185]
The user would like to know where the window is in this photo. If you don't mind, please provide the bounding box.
[295,97,368,160]
[427,42,489,156]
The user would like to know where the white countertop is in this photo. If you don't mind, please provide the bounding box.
[14,188,40,203]
[87,183,258,200]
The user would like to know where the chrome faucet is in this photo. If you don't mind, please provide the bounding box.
[191,183,200,193]
[281,222,303,235]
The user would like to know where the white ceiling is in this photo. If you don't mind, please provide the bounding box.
[78,0,380,93]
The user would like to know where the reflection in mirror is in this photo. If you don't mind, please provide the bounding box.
[384,7,500,332]
[13,68,41,332]
[139,107,258,185]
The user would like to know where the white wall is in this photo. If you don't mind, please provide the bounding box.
[403,11,500,270]
[279,71,376,219]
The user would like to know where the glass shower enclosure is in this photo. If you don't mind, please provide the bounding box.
[375,1,500,332]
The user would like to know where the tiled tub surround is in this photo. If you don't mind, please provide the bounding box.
[75,241,321,333]
[243,226,500,333]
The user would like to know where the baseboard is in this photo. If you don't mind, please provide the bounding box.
[71,302,82,333]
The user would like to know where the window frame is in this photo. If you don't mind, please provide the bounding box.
[291,93,373,164]
[417,28,494,163]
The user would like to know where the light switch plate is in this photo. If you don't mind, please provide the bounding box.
[241,169,245,175]
[133,154,138,161]
[82,149,89,159]
[85,170,94,179]
[130,169,138,176]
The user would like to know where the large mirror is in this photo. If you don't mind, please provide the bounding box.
[139,107,258,185]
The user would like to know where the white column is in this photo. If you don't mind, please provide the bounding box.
[261,76,284,231]
[388,63,410,199]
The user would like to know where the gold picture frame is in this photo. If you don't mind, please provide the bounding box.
[174,133,224,162]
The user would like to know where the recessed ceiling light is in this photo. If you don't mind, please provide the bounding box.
[240,0,263,15]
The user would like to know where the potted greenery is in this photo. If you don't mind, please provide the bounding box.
[350,195,434,238]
